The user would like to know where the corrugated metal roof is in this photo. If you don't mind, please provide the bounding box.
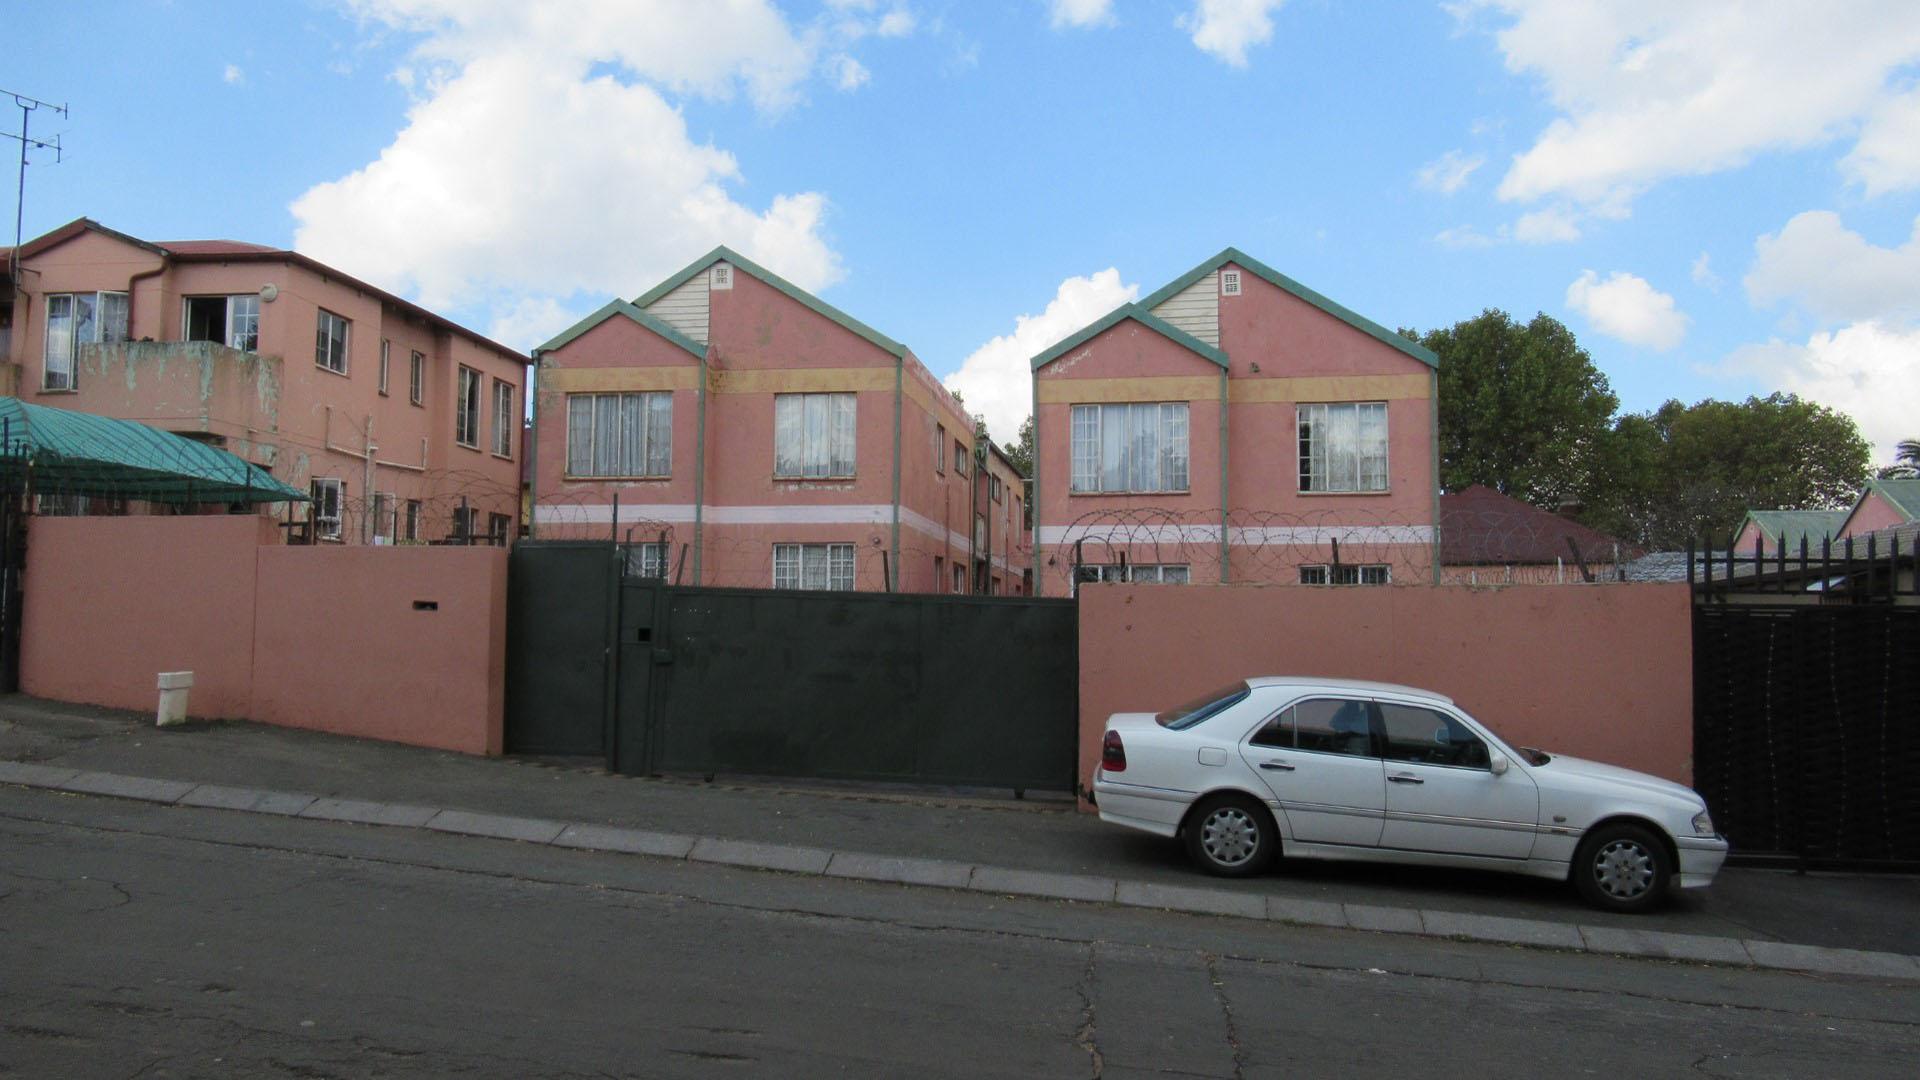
[1738,509,1848,549]
[0,397,305,504]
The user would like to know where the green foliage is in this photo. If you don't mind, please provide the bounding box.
[1879,437,1919,479]
[1003,414,1035,479]
[1411,310,1619,509]
[1585,394,1871,548]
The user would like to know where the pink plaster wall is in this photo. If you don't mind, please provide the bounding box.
[18,516,505,755]
[252,544,506,755]
[8,225,526,544]
[1075,583,1694,806]
[20,515,272,718]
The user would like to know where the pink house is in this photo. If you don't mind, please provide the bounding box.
[1030,248,1439,594]
[0,219,527,544]
[1836,479,1920,540]
[530,247,1027,594]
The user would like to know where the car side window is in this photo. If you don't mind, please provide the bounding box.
[1249,707,1293,748]
[1378,703,1490,769]
[1291,698,1376,758]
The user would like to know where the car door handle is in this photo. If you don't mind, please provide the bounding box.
[1388,774,1424,785]
[1259,761,1296,772]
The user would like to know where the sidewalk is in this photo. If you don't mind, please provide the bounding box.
[3,695,1917,980]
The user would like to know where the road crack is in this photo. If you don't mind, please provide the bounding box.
[1075,941,1103,1078]
[1205,952,1247,1080]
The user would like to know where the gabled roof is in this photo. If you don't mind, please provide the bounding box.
[1440,484,1634,565]
[633,245,908,359]
[533,298,706,359]
[1736,509,1848,550]
[1030,303,1228,372]
[1867,478,1920,520]
[1137,247,1439,368]
[0,396,305,504]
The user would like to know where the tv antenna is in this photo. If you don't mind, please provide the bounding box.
[2,89,67,290]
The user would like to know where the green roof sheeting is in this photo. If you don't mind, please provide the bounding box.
[1738,509,1848,549]
[1870,478,1920,520]
[0,398,306,504]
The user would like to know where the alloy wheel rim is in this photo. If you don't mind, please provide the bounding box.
[1202,807,1259,866]
[1593,838,1655,898]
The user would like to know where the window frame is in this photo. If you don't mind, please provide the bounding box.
[409,350,425,406]
[772,392,856,480]
[455,366,481,448]
[491,379,515,457]
[1377,701,1492,771]
[1068,401,1191,494]
[935,422,946,475]
[378,340,391,396]
[565,390,673,479]
[772,542,856,591]
[1254,697,1380,760]
[404,499,421,541]
[43,291,131,391]
[315,309,350,374]
[1300,564,1391,586]
[1297,401,1389,494]
[183,294,257,353]
[953,439,969,478]
[310,477,344,541]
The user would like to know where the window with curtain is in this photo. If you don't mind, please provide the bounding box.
[565,391,672,477]
[1068,402,1189,493]
[773,543,855,590]
[491,379,515,456]
[774,393,856,478]
[1298,402,1388,492]
[456,366,481,447]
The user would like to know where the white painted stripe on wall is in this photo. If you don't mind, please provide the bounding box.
[1036,523,1433,546]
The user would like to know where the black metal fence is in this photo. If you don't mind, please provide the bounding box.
[1693,604,1920,869]
[1691,530,1915,602]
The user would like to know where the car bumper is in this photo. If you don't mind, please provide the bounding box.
[1092,769,1188,839]
[1675,835,1730,888]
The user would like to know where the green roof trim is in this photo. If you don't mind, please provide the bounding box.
[1137,247,1439,368]
[0,397,306,504]
[1737,509,1848,548]
[532,298,705,358]
[633,245,907,359]
[1029,303,1228,372]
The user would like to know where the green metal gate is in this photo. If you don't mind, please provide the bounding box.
[505,542,1080,792]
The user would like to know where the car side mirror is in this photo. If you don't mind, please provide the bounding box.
[1489,751,1510,776]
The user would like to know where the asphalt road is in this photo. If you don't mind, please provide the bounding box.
[2,786,1916,1079]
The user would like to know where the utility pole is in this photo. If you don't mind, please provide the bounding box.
[2,89,66,291]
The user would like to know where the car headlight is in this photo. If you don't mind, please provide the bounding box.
[1691,809,1715,836]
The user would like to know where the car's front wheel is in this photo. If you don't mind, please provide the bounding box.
[1573,822,1672,913]
[1183,794,1276,878]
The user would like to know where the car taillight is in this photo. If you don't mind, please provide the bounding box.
[1102,730,1127,773]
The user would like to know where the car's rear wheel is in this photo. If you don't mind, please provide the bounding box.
[1573,822,1671,913]
[1183,794,1276,878]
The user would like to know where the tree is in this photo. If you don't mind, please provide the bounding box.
[1003,414,1035,479]
[1878,437,1920,479]
[1587,394,1872,548]
[1410,311,1619,509]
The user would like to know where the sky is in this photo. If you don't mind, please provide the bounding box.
[10,1,1920,465]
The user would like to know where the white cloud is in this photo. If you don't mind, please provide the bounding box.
[1463,2,1920,216]
[223,64,245,85]
[1745,211,1920,324]
[1433,225,1500,249]
[1415,150,1484,195]
[876,9,916,37]
[1179,0,1287,68]
[1050,0,1114,30]
[295,2,854,340]
[1723,322,1920,463]
[1512,206,1580,244]
[1565,270,1688,351]
[944,269,1139,444]
[1844,86,1920,196]
[834,55,871,90]
[1690,252,1720,291]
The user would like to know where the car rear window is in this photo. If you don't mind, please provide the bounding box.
[1156,683,1251,730]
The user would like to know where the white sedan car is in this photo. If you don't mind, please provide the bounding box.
[1093,677,1727,913]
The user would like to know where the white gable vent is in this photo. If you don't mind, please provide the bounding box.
[1220,270,1241,296]
[711,262,733,290]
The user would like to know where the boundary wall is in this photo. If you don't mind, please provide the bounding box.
[19,515,505,755]
[1077,582,1693,802]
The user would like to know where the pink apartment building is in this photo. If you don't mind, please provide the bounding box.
[1030,248,1439,595]
[531,247,1028,594]
[0,219,528,543]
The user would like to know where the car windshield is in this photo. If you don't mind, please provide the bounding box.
[1156,683,1250,730]
[1458,702,1551,765]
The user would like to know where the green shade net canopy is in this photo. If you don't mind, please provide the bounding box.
[0,397,306,504]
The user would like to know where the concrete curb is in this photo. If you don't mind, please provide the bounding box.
[5,764,1917,984]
